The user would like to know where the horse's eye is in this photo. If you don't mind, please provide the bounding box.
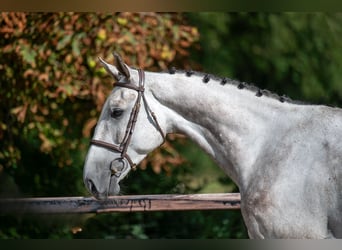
[111,108,124,118]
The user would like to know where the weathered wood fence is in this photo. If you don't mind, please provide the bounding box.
[0,193,241,214]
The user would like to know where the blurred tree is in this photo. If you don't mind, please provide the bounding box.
[188,13,342,105]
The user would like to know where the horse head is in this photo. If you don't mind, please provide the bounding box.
[83,53,165,199]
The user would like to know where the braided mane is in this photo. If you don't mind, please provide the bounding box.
[164,68,306,105]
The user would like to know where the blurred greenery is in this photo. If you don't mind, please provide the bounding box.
[1,12,342,238]
[188,13,342,106]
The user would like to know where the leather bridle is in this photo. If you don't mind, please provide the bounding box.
[90,69,165,171]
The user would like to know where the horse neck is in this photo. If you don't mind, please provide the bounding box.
[147,71,300,188]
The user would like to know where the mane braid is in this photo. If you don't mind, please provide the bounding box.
[256,89,263,97]
[221,77,228,85]
[169,67,176,74]
[237,82,245,89]
[185,70,194,77]
[164,68,307,105]
[203,74,210,83]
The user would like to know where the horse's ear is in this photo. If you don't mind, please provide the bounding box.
[98,56,120,81]
[98,53,131,81]
[113,52,130,79]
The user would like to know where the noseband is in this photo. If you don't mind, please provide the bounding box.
[90,69,165,171]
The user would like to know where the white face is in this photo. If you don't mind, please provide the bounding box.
[83,57,164,200]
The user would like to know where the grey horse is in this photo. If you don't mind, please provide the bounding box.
[83,54,341,238]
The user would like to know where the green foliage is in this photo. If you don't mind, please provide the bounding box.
[74,210,246,239]
[188,13,342,105]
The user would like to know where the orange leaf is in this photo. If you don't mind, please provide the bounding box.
[11,104,28,123]
[82,118,97,137]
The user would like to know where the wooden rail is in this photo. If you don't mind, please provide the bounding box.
[0,193,241,214]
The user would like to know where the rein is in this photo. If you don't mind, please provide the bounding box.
[90,69,165,171]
